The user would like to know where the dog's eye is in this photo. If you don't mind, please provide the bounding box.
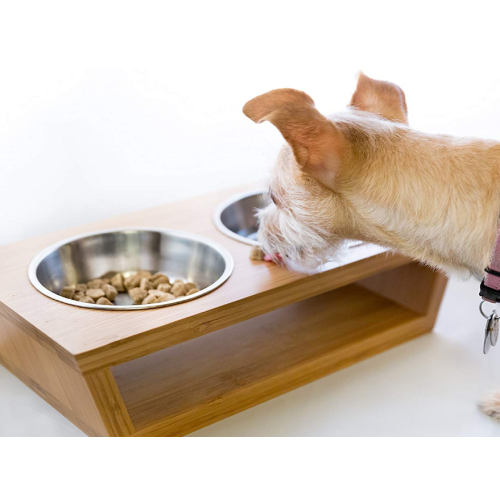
[269,190,279,206]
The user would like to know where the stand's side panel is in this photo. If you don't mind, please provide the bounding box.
[357,262,448,322]
[85,369,134,437]
[0,311,108,437]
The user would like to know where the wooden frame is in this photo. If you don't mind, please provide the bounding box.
[0,185,447,436]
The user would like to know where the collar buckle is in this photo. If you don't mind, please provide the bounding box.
[480,278,500,303]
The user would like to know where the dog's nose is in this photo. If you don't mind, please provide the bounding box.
[264,253,282,262]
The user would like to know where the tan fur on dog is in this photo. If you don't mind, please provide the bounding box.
[350,72,408,124]
[244,72,500,278]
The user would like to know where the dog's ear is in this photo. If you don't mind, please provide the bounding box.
[350,72,408,124]
[243,89,344,189]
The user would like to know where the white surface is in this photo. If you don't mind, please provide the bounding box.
[1,1,500,436]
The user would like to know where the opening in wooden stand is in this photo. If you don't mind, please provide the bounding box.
[111,262,444,436]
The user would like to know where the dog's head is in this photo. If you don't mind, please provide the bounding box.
[243,73,409,269]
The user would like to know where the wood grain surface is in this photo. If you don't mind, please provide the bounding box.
[0,184,411,373]
[0,312,107,436]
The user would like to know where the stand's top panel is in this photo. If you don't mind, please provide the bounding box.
[0,184,409,372]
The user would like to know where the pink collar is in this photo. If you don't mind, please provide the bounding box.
[480,218,500,302]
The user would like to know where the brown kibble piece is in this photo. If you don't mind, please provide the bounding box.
[186,288,199,296]
[60,285,75,299]
[111,273,125,292]
[124,274,141,290]
[86,288,105,300]
[78,296,95,304]
[150,272,168,281]
[140,278,153,291]
[249,245,265,261]
[136,270,152,279]
[74,291,85,301]
[129,287,148,305]
[75,283,87,293]
[142,295,159,305]
[151,274,170,288]
[171,282,187,297]
[103,284,118,301]
[87,279,105,289]
[148,289,165,298]
[158,293,176,302]
[157,283,172,293]
[184,282,197,292]
[96,297,113,305]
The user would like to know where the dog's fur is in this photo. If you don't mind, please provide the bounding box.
[244,73,500,279]
[244,73,500,420]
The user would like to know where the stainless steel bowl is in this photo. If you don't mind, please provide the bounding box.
[213,189,268,245]
[28,228,234,310]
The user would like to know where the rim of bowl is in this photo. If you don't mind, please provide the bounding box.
[28,227,234,311]
[212,188,266,246]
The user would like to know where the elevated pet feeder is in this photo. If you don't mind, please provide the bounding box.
[0,185,447,436]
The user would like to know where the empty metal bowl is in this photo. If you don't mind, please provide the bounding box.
[213,189,268,245]
[28,228,234,310]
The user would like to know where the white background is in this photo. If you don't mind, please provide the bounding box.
[3,0,500,246]
[2,0,500,438]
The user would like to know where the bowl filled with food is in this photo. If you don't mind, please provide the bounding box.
[28,228,234,310]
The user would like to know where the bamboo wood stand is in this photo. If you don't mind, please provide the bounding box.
[0,186,447,436]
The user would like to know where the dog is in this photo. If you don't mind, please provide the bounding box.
[243,72,500,419]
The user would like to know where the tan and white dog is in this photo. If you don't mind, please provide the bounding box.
[243,73,500,418]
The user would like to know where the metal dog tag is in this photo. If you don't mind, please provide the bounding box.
[484,313,499,354]
[480,301,498,354]
[491,315,499,347]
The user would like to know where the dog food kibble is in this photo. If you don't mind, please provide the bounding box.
[150,272,166,281]
[111,273,125,292]
[86,288,106,300]
[78,296,95,304]
[171,282,187,297]
[87,279,105,289]
[157,283,172,293]
[124,274,141,291]
[140,277,153,291]
[249,245,265,261]
[159,292,176,301]
[151,274,170,288]
[103,284,118,301]
[142,294,166,306]
[96,297,113,306]
[142,294,159,305]
[129,287,148,305]
[60,285,76,299]
[59,270,199,307]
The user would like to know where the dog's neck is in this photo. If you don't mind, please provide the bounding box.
[338,120,500,278]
